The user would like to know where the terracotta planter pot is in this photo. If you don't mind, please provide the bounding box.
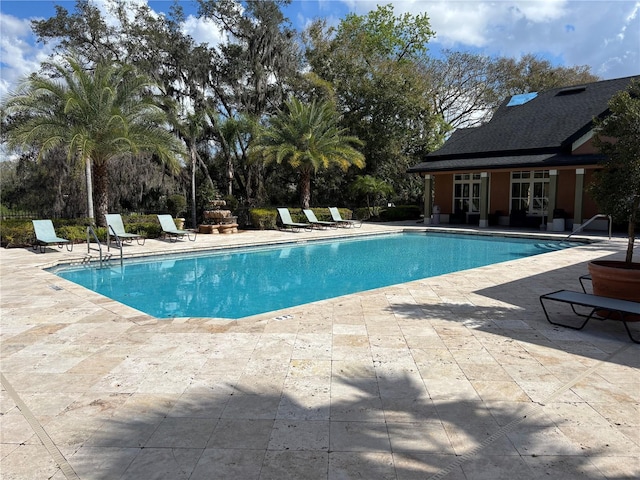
[588,260,640,321]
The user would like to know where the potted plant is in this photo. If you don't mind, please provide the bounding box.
[587,79,640,310]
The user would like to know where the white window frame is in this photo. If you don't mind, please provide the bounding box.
[510,170,550,216]
[453,173,482,214]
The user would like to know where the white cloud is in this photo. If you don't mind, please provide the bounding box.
[509,0,568,22]
[0,14,56,100]
[182,14,226,47]
[339,0,639,79]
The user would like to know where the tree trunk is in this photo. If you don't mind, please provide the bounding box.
[92,160,109,227]
[300,170,312,209]
[190,143,197,229]
[85,158,95,221]
[626,195,639,264]
[227,157,234,196]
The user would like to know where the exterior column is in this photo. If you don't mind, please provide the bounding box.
[479,172,489,228]
[573,168,585,231]
[546,169,558,228]
[423,175,433,225]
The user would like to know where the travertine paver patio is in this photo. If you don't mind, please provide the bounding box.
[1,222,638,479]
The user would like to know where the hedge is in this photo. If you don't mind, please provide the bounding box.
[248,207,355,230]
[378,205,422,221]
[0,214,164,248]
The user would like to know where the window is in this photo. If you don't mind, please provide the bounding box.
[453,173,482,214]
[510,171,549,215]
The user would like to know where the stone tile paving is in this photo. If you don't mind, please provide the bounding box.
[1,223,638,479]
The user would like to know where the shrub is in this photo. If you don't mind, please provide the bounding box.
[249,208,278,230]
[223,195,239,212]
[353,207,371,220]
[308,208,332,222]
[57,225,92,243]
[0,219,33,248]
[378,205,422,221]
[166,194,187,218]
[121,214,163,238]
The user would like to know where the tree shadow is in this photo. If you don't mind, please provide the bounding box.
[383,254,640,367]
[47,370,637,479]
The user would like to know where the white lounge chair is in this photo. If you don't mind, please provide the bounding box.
[32,219,73,253]
[157,214,197,242]
[329,207,362,228]
[303,209,337,229]
[276,208,312,232]
[105,213,145,250]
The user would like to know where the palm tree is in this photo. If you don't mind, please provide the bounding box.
[251,97,365,208]
[2,54,185,225]
[351,175,394,218]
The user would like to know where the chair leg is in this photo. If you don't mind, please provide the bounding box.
[621,315,640,344]
[539,296,592,330]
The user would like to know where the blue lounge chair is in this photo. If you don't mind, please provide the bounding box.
[32,220,73,253]
[303,209,337,229]
[329,207,362,228]
[157,214,196,242]
[277,208,312,232]
[105,214,145,250]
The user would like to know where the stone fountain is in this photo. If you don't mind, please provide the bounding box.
[200,199,239,234]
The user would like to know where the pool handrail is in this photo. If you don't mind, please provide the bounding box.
[565,214,611,240]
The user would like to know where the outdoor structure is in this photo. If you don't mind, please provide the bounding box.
[408,75,640,231]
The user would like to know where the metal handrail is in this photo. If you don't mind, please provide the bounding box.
[107,225,124,267]
[565,214,612,240]
[86,225,103,268]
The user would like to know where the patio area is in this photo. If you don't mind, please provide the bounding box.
[1,222,638,479]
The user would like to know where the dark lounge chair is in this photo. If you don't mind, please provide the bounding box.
[539,289,640,343]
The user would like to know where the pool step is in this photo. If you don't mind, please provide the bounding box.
[534,242,573,251]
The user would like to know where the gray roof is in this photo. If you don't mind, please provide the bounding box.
[409,75,639,173]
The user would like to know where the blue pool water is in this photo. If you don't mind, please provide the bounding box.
[52,233,576,319]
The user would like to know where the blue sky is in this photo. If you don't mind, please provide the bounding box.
[1,0,639,100]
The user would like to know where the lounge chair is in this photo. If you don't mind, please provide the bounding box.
[105,213,145,250]
[539,289,640,343]
[32,219,73,253]
[329,207,362,228]
[277,208,312,232]
[157,214,197,242]
[303,209,337,229]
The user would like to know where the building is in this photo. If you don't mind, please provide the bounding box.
[408,75,640,231]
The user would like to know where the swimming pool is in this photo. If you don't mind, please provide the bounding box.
[52,232,577,319]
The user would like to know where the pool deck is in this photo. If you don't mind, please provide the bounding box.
[1,222,638,479]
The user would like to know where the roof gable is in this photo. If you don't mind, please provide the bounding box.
[427,75,640,160]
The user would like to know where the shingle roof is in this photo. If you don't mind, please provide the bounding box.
[408,75,639,173]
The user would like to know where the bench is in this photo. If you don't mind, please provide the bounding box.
[539,289,640,343]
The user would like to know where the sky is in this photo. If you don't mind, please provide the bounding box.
[1,0,639,101]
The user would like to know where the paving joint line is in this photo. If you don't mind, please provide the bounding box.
[426,342,633,480]
[0,372,80,480]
